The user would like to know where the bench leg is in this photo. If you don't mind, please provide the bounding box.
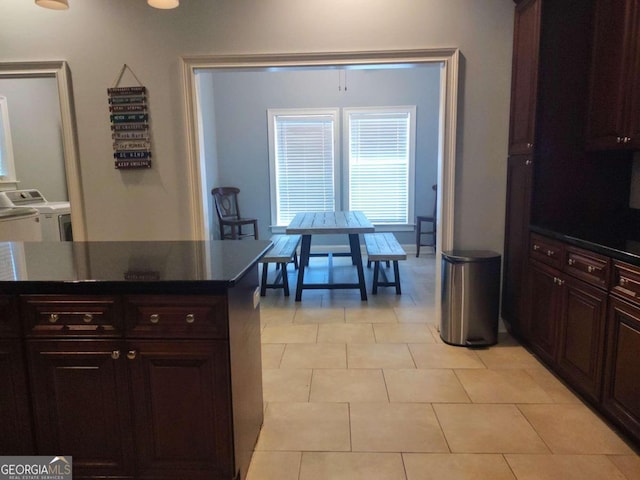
[393,260,401,294]
[372,261,380,294]
[281,263,290,296]
[260,263,269,296]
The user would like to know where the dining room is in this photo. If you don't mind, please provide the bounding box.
[193,60,443,254]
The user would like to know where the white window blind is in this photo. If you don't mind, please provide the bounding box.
[268,109,338,226]
[0,96,17,182]
[0,243,19,281]
[345,107,415,224]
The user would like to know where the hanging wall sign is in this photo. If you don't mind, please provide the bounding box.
[108,66,152,169]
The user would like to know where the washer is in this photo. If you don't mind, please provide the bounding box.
[0,190,72,241]
[0,207,42,241]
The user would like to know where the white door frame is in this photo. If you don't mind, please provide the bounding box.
[0,61,86,240]
[181,49,459,310]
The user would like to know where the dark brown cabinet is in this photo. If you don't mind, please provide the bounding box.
[129,341,233,480]
[556,275,607,403]
[0,295,33,455]
[523,234,640,444]
[526,259,561,365]
[17,289,260,480]
[587,0,640,149]
[603,296,640,442]
[502,0,540,332]
[0,340,33,455]
[508,0,541,155]
[27,340,134,479]
[502,155,533,333]
[526,235,609,403]
[502,0,597,334]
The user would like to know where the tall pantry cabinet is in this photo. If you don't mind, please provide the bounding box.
[502,0,595,335]
[502,0,539,333]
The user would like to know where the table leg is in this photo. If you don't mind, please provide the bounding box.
[349,233,368,301]
[295,234,312,301]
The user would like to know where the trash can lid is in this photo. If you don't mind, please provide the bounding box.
[442,250,501,262]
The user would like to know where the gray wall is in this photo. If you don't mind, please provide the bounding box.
[0,77,68,201]
[200,65,440,244]
[0,0,514,252]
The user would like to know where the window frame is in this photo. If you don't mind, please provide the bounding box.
[0,96,17,184]
[342,105,417,227]
[267,107,340,228]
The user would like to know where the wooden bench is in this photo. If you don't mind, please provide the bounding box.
[259,235,301,296]
[364,232,407,294]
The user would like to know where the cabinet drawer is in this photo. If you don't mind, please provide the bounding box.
[564,246,610,289]
[530,233,564,269]
[612,261,640,304]
[21,296,121,337]
[125,296,227,339]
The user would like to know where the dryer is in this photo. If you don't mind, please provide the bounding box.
[0,189,72,241]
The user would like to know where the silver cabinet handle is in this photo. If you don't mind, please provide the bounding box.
[83,313,93,323]
[527,143,533,149]
[149,314,159,324]
[546,250,554,257]
[568,258,575,266]
[48,313,59,324]
[587,265,596,273]
[127,350,137,360]
[533,244,540,251]
[525,159,532,166]
[620,277,628,286]
[186,314,195,324]
[111,350,120,360]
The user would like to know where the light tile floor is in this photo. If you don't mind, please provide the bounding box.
[248,254,640,480]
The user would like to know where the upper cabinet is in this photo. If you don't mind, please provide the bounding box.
[587,0,640,150]
[508,0,541,155]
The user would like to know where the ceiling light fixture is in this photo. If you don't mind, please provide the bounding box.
[35,0,180,10]
[35,0,69,10]
[147,0,180,9]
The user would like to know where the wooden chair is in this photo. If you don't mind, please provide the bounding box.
[211,186,259,240]
[416,184,437,257]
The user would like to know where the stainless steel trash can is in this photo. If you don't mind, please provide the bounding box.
[440,250,501,347]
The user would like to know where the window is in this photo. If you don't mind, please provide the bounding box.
[267,109,339,226]
[267,106,416,228]
[0,96,17,183]
[344,106,416,224]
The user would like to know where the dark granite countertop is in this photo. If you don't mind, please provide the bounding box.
[530,224,640,266]
[0,240,272,295]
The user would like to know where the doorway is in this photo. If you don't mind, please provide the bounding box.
[0,61,85,240]
[181,49,460,309]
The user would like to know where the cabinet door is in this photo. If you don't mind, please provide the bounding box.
[128,340,233,480]
[556,276,607,403]
[0,340,34,454]
[508,0,541,155]
[527,259,561,365]
[27,340,135,479]
[501,155,533,334]
[625,1,640,148]
[0,295,18,337]
[586,0,636,149]
[603,297,640,443]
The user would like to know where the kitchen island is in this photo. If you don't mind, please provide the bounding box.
[0,240,271,480]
